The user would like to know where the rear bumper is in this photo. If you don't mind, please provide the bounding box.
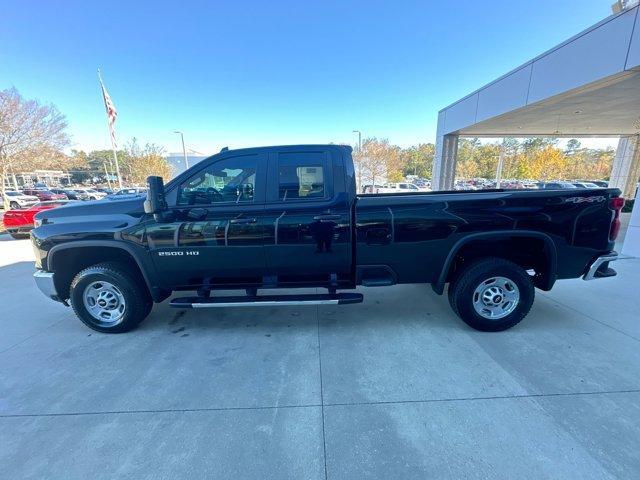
[33,270,61,301]
[583,253,618,281]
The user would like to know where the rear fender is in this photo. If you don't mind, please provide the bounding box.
[431,230,558,295]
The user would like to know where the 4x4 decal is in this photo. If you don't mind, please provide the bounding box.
[564,196,606,204]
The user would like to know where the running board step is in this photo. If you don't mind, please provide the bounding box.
[170,293,363,309]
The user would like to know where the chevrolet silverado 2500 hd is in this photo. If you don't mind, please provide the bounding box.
[31,145,623,333]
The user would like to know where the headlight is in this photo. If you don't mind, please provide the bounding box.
[34,217,43,228]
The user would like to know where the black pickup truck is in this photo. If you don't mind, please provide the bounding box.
[31,144,624,333]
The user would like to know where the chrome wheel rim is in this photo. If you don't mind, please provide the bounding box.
[472,276,520,320]
[82,281,126,325]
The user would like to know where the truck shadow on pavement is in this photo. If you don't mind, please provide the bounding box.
[139,282,574,336]
[0,252,579,336]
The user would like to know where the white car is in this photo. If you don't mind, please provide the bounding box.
[74,188,107,200]
[109,187,147,197]
[376,183,421,193]
[3,191,39,210]
[3,191,40,210]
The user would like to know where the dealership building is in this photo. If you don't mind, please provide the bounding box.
[432,1,640,256]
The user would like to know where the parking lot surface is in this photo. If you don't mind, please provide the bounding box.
[1,235,640,479]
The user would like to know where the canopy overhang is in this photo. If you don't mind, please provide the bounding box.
[436,5,640,139]
[432,5,640,256]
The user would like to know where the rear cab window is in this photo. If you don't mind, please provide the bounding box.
[274,151,330,202]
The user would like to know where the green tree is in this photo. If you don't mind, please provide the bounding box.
[400,143,435,178]
[353,137,401,188]
[122,138,173,185]
[565,139,581,154]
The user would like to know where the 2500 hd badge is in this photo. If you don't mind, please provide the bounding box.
[157,250,200,256]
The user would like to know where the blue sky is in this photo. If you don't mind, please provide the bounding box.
[1,0,618,154]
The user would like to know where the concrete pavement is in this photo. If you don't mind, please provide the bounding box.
[1,236,639,479]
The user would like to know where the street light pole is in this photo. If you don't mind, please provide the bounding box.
[352,130,362,152]
[174,130,189,170]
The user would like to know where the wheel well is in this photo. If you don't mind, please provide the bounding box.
[445,236,555,290]
[50,246,150,300]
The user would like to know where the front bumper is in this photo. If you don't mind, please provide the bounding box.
[583,253,618,281]
[33,270,60,301]
[5,224,33,234]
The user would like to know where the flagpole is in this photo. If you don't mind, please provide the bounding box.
[103,162,112,190]
[97,68,123,190]
[109,136,123,191]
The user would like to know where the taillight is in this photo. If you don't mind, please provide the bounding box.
[609,197,625,241]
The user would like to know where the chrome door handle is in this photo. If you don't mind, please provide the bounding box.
[229,217,257,224]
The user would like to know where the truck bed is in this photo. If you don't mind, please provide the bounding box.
[355,187,619,287]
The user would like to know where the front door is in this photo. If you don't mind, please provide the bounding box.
[263,147,352,285]
[147,152,268,288]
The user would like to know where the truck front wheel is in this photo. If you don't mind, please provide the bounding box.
[69,262,151,333]
[448,257,534,332]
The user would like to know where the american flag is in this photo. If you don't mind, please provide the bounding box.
[98,71,118,148]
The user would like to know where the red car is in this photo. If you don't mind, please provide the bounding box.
[22,188,67,201]
[2,201,70,239]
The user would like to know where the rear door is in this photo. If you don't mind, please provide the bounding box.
[263,147,352,284]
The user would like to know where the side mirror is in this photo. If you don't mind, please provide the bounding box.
[143,176,167,219]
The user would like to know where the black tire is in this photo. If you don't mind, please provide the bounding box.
[9,231,29,240]
[69,262,151,333]
[10,201,19,209]
[448,257,534,332]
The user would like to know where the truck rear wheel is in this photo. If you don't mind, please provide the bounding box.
[448,257,534,332]
[69,262,151,333]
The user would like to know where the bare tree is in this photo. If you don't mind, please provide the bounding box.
[0,87,69,192]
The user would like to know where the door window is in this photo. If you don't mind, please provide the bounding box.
[278,153,325,201]
[178,157,257,205]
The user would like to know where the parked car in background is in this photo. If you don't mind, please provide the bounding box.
[377,183,421,193]
[537,181,578,189]
[572,182,602,189]
[3,191,39,210]
[454,181,478,190]
[3,200,71,238]
[108,187,147,198]
[49,188,75,199]
[414,179,431,190]
[361,184,385,194]
[74,187,107,200]
[22,188,67,201]
[95,187,114,195]
[579,180,609,188]
[62,189,90,200]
